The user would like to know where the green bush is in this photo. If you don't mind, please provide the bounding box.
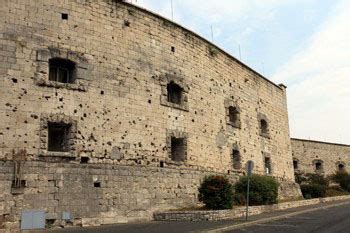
[331,171,350,192]
[198,175,234,210]
[306,173,329,187]
[294,172,306,184]
[299,173,328,198]
[234,174,279,206]
[300,184,326,198]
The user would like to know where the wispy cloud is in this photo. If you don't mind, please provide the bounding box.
[272,0,350,143]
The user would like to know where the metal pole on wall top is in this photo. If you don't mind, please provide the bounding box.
[246,160,254,221]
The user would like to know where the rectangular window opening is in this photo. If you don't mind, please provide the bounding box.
[171,137,185,162]
[80,157,89,164]
[167,81,183,104]
[232,150,241,170]
[11,179,26,189]
[293,160,298,169]
[49,58,75,83]
[48,122,71,152]
[264,157,271,174]
[61,13,68,20]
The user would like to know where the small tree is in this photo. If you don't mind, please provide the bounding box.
[300,173,328,198]
[198,175,234,210]
[234,174,279,206]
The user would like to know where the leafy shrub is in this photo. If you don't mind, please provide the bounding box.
[198,175,234,210]
[234,174,279,206]
[300,184,326,198]
[331,171,350,192]
[299,173,329,198]
[294,172,306,184]
[306,173,329,186]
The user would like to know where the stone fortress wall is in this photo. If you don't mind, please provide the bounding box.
[291,138,350,176]
[0,0,299,229]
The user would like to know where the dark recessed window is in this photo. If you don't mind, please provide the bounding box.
[94,181,101,188]
[171,137,185,162]
[293,160,298,169]
[80,157,89,164]
[167,81,183,104]
[228,106,239,126]
[338,163,345,171]
[264,157,271,174]
[48,122,71,152]
[232,149,241,170]
[49,58,75,83]
[315,162,323,171]
[61,13,68,20]
[260,119,268,135]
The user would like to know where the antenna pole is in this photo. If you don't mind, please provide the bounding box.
[170,0,174,20]
[210,25,214,42]
[238,44,242,60]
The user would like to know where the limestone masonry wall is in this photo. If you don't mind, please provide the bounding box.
[0,0,299,229]
[291,138,350,176]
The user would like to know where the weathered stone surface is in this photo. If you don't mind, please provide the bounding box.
[0,0,299,229]
[291,138,350,176]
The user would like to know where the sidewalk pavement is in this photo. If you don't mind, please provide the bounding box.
[52,198,350,233]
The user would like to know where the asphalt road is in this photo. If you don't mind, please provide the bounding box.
[53,201,350,233]
[229,202,350,233]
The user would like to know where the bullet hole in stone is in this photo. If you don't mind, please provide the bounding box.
[24,120,28,124]
[24,141,27,144]
[138,142,142,147]
[175,117,178,120]
[55,92,58,96]
[83,113,87,117]
[12,78,17,83]
[124,20,130,27]
[74,109,77,113]
[94,181,101,188]
[107,141,112,146]
[5,103,11,107]
[61,13,68,20]
[227,170,230,174]
[160,161,164,167]
[229,82,232,87]
[80,117,84,121]
[80,157,89,164]
[100,90,104,95]
[148,100,151,104]
[79,104,83,108]
[171,46,175,52]
[192,119,195,122]
[31,114,38,119]
[59,97,63,102]
[145,125,148,128]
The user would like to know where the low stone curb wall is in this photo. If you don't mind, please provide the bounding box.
[154,195,350,221]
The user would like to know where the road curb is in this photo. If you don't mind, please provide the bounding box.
[202,200,350,233]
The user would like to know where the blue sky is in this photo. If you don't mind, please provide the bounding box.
[133,0,350,144]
